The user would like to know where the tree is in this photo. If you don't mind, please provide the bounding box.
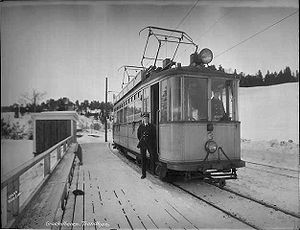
[264,70,275,85]
[21,89,46,112]
[255,70,264,86]
[218,65,225,73]
[81,100,90,114]
[75,100,80,112]
[283,66,295,82]
[46,99,57,111]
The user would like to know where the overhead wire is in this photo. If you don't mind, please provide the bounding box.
[197,9,233,42]
[214,10,299,59]
[144,0,199,66]
[177,9,233,58]
[174,0,200,30]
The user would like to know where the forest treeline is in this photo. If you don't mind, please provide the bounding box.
[2,98,113,123]
[211,65,299,87]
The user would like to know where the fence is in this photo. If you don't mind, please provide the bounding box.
[1,136,73,228]
[1,111,78,228]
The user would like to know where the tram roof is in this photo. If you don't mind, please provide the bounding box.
[114,65,239,105]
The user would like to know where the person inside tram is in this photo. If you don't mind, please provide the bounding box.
[211,91,226,120]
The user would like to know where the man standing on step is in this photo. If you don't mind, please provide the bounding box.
[137,112,156,179]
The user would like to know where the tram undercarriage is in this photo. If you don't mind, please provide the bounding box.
[113,142,244,186]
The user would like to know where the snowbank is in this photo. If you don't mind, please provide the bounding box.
[1,139,33,175]
[241,139,299,170]
[239,83,298,143]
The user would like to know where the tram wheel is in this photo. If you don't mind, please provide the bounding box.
[155,163,168,181]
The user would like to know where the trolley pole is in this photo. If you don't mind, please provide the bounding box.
[105,77,108,142]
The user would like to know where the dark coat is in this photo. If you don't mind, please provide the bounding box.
[211,98,225,117]
[137,123,156,149]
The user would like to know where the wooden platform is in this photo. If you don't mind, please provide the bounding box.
[57,142,248,230]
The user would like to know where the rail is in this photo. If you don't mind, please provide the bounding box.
[1,136,73,228]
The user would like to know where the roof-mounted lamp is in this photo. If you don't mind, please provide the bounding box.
[198,48,213,64]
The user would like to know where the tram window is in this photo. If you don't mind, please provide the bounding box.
[160,79,168,122]
[143,87,150,113]
[124,106,128,123]
[184,77,208,121]
[120,109,124,123]
[211,79,234,121]
[134,99,142,120]
[116,110,120,123]
[169,77,181,121]
[127,103,134,122]
[114,111,118,123]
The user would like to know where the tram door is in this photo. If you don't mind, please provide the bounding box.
[151,83,159,151]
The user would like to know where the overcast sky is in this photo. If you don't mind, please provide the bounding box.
[1,0,299,105]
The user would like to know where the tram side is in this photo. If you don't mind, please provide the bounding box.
[113,67,245,181]
[113,88,145,158]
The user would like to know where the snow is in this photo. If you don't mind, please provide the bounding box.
[239,83,299,143]
[241,139,299,170]
[1,139,33,175]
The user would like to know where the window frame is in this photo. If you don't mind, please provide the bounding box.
[182,76,208,122]
[210,78,238,122]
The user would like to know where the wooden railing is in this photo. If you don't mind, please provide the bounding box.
[1,136,73,228]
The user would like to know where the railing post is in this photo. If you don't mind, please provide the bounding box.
[44,154,50,176]
[57,145,61,161]
[1,186,8,227]
[7,178,20,221]
[63,142,66,153]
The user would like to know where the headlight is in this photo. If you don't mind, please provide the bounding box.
[198,48,213,64]
[205,140,218,153]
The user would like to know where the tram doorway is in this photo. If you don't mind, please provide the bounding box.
[151,83,159,150]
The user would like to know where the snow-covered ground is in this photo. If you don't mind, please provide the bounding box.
[239,83,299,143]
[1,139,33,175]
[241,139,298,170]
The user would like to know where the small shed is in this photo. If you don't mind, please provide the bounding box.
[31,111,78,155]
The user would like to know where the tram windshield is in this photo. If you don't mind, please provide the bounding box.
[160,76,237,122]
[184,77,208,121]
[211,79,235,121]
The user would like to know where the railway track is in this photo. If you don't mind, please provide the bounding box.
[205,180,300,219]
[171,182,261,230]
[109,144,300,230]
[244,161,299,178]
[245,161,298,172]
[173,181,300,230]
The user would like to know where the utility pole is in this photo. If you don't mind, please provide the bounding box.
[105,77,108,142]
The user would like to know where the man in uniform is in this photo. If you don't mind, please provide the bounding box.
[211,91,225,120]
[137,112,156,179]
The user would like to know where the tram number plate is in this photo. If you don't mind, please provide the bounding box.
[207,131,214,140]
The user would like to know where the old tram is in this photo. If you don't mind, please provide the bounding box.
[112,26,245,184]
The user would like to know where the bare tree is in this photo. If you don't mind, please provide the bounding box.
[21,89,46,112]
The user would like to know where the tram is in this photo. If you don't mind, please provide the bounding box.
[112,26,245,184]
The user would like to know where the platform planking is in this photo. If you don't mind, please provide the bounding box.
[60,143,195,229]
[59,142,250,230]
[83,170,131,229]
[60,162,80,230]
[72,165,85,229]
[61,143,198,229]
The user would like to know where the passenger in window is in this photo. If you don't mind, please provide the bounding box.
[211,91,225,120]
[137,112,157,179]
[187,106,198,121]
